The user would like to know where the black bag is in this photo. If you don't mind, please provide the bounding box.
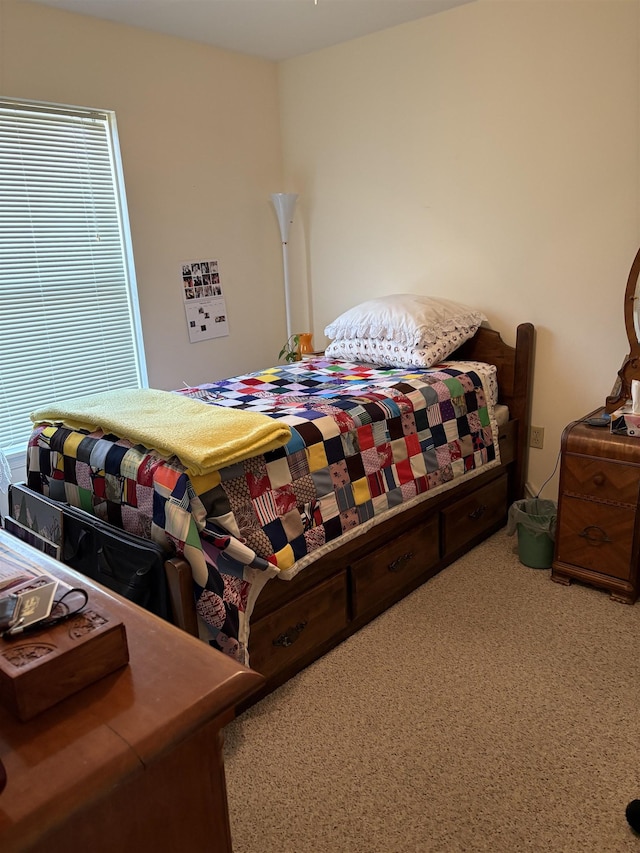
[61,505,172,622]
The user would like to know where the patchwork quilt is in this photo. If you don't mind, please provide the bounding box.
[26,357,501,664]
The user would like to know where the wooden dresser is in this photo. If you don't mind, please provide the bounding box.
[0,531,265,853]
[551,412,640,604]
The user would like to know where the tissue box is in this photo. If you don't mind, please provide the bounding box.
[611,406,640,437]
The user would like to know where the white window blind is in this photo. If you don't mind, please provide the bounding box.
[0,98,147,457]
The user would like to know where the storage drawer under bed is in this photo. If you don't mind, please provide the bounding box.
[248,571,348,680]
[441,473,508,557]
[350,513,440,620]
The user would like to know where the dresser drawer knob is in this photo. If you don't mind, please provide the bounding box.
[592,474,605,486]
[388,552,414,573]
[273,621,308,647]
[578,525,611,544]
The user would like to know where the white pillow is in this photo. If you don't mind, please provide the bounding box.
[323,295,486,368]
[325,333,470,369]
[324,294,486,348]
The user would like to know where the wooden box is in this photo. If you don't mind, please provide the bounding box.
[0,598,129,721]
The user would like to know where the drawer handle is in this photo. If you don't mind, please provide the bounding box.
[273,621,308,647]
[592,474,605,486]
[388,552,414,573]
[578,525,611,545]
[469,504,487,520]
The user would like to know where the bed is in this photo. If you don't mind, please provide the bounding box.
[24,295,534,700]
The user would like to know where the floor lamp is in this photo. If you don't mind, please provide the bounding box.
[271,192,298,341]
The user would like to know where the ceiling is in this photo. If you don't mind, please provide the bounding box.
[29,0,472,62]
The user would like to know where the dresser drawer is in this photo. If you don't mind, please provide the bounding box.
[351,514,439,619]
[561,455,640,506]
[441,474,508,557]
[248,571,347,680]
[555,495,635,580]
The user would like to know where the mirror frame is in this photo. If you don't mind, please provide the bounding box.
[605,246,640,413]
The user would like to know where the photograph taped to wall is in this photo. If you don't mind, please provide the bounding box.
[180,258,229,342]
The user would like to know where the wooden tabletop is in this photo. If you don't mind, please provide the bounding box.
[0,530,264,851]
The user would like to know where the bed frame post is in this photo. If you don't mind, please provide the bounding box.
[511,322,535,501]
[164,556,199,637]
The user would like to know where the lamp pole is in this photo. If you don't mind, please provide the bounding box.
[271,193,298,341]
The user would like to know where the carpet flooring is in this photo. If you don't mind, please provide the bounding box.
[223,529,640,852]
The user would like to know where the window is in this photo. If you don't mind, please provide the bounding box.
[0,98,147,460]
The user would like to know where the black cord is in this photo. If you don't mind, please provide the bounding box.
[535,409,613,499]
[45,587,89,626]
[535,448,561,499]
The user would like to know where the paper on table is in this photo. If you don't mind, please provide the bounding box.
[0,559,34,592]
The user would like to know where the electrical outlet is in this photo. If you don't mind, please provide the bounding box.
[530,425,545,449]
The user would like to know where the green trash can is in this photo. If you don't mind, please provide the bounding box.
[506,498,557,569]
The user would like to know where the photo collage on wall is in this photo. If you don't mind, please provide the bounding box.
[181,259,229,343]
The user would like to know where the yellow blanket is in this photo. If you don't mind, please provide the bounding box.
[30,388,292,477]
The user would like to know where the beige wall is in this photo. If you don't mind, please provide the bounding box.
[278,0,640,498]
[2,0,639,499]
[0,0,286,393]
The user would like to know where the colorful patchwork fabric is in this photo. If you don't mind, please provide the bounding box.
[26,357,499,665]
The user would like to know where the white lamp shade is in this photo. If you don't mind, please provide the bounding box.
[271,193,298,243]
